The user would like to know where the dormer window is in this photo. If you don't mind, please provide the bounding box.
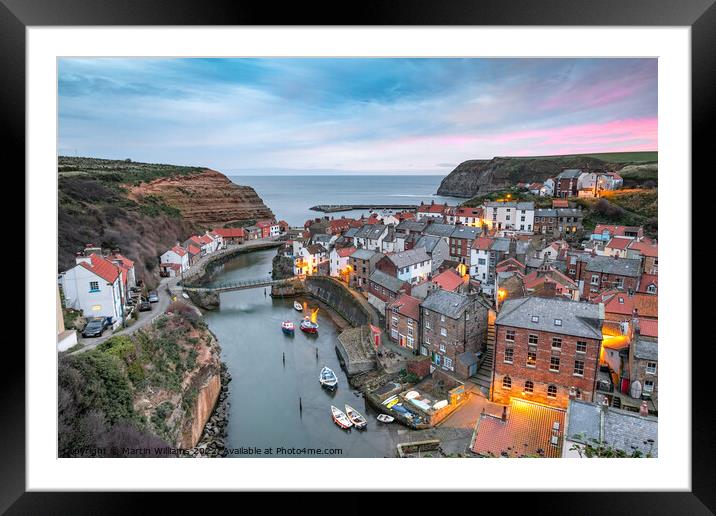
[554,319,562,326]
[531,315,539,323]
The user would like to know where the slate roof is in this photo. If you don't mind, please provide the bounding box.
[557,168,583,179]
[305,244,327,255]
[395,220,428,233]
[350,248,377,261]
[472,398,566,458]
[413,235,442,253]
[355,224,387,240]
[423,222,457,238]
[344,227,359,239]
[582,255,642,277]
[483,201,535,210]
[369,269,407,293]
[566,399,658,457]
[450,225,481,240]
[385,248,430,269]
[633,337,658,361]
[535,209,558,217]
[496,297,603,339]
[490,238,511,252]
[420,289,471,319]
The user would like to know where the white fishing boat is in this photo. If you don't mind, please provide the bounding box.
[331,405,353,429]
[181,292,190,299]
[376,414,395,424]
[345,405,368,430]
[319,366,338,389]
[294,301,303,311]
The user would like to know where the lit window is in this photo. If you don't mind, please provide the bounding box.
[504,348,514,363]
[527,348,537,367]
[503,376,512,390]
[547,385,557,398]
[574,360,585,376]
[524,381,534,394]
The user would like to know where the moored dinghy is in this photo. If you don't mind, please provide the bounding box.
[331,405,353,429]
[345,405,367,429]
[376,414,395,424]
[294,301,303,311]
[319,366,338,389]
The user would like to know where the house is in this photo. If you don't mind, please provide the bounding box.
[212,227,246,245]
[455,206,483,226]
[367,269,411,313]
[278,220,289,234]
[375,248,431,285]
[59,253,125,328]
[327,217,355,235]
[419,290,489,379]
[627,239,658,275]
[294,244,328,276]
[540,178,555,197]
[411,235,449,272]
[186,244,202,267]
[244,225,262,240]
[108,252,136,289]
[469,236,494,286]
[493,297,603,409]
[572,254,642,298]
[533,208,584,236]
[563,399,657,457]
[422,222,457,244]
[386,294,421,352]
[604,237,633,258]
[449,225,482,266]
[160,245,190,277]
[527,182,543,195]
[628,329,658,406]
[577,171,624,193]
[353,224,389,251]
[380,227,399,254]
[416,201,450,221]
[590,224,644,242]
[602,291,658,323]
[523,264,580,301]
[472,398,567,458]
[482,201,534,233]
[637,274,658,295]
[329,246,356,281]
[256,219,279,238]
[395,219,428,238]
[555,169,583,198]
[349,248,384,289]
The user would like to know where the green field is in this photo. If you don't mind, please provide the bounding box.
[507,151,657,164]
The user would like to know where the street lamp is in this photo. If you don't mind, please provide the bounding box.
[496,288,507,311]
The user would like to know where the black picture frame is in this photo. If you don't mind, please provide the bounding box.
[3,0,711,512]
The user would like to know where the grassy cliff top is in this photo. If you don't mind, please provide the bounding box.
[58,156,206,186]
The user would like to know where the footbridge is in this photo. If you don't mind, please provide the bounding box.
[182,277,296,294]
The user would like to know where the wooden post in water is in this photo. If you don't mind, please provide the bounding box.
[315,347,318,360]
[299,397,303,417]
[283,352,286,367]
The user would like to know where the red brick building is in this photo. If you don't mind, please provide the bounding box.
[386,293,421,352]
[570,254,642,299]
[555,169,583,198]
[493,297,603,409]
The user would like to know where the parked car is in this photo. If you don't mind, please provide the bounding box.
[138,299,152,312]
[148,290,159,303]
[82,317,111,338]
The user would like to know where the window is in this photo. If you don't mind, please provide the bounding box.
[576,341,587,353]
[440,315,446,323]
[591,274,600,285]
[647,284,656,294]
[407,336,414,349]
[392,316,398,326]
[505,330,515,342]
[444,357,453,371]
[554,319,562,327]
[502,376,512,390]
[407,319,413,328]
[547,385,557,398]
[527,347,537,367]
[528,334,538,345]
[440,327,447,337]
[569,269,576,275]
[439,342,446,353]
[425,320,431,329]
[644,380,654,393]
[552,337,562,349]
[524,381,534,394]
[504,348,514,363]
[646,361,657,375]
[391,329,398,339]
[574,360,585,376]
[550,356,560,372]
[89,281,99,292]
[420,346,429,356]
[531,316,539,323]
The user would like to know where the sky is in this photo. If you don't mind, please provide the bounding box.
[58,58,657,175]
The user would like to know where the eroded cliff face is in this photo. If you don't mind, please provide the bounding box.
[436,156,613,197]
[129,169,274,228]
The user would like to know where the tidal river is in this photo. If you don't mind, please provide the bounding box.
[202,248,400,457]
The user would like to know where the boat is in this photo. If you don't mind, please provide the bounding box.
[319,366,338,389]
[281,321,295,335]
[331,405,353,429]
[300,318,319,334]
[294,301,303,311]
[181,292,190,299]
[376,414,395,424]
[345,405,368,429]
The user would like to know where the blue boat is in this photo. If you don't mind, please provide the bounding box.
[281,321,295,335]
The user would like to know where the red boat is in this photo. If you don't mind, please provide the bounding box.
[300,318,319,334]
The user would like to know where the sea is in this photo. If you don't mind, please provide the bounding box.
[228,175,464,227]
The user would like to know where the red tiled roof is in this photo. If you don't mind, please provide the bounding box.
[79,253,120,284]
[628,240,658,257]
[171,245,187,257]
[197,234,213,244]
[472,398,566,458]
[639,319,658,338]
[256,220,272,228]
[396,211,416,221]
[212,227,246,238]
[456,206,482,217]
[552,199,569,208]
[523,268,576,290]
[593,224,641,237]
[187,244,201,256]
[188,235,204,246]
[431,269,464,292]
[496,257,525,273]
[637,274,658,293]
[606,237,632,250]
[110,253,134,268]
[328,218,354,232]
[418,203,449,214]
[387,294,421,321]
[604,292,658,319]
[472,236,494,250]
[337,246,356,258]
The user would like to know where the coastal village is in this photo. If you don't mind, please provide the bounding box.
[58,165,658,458]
